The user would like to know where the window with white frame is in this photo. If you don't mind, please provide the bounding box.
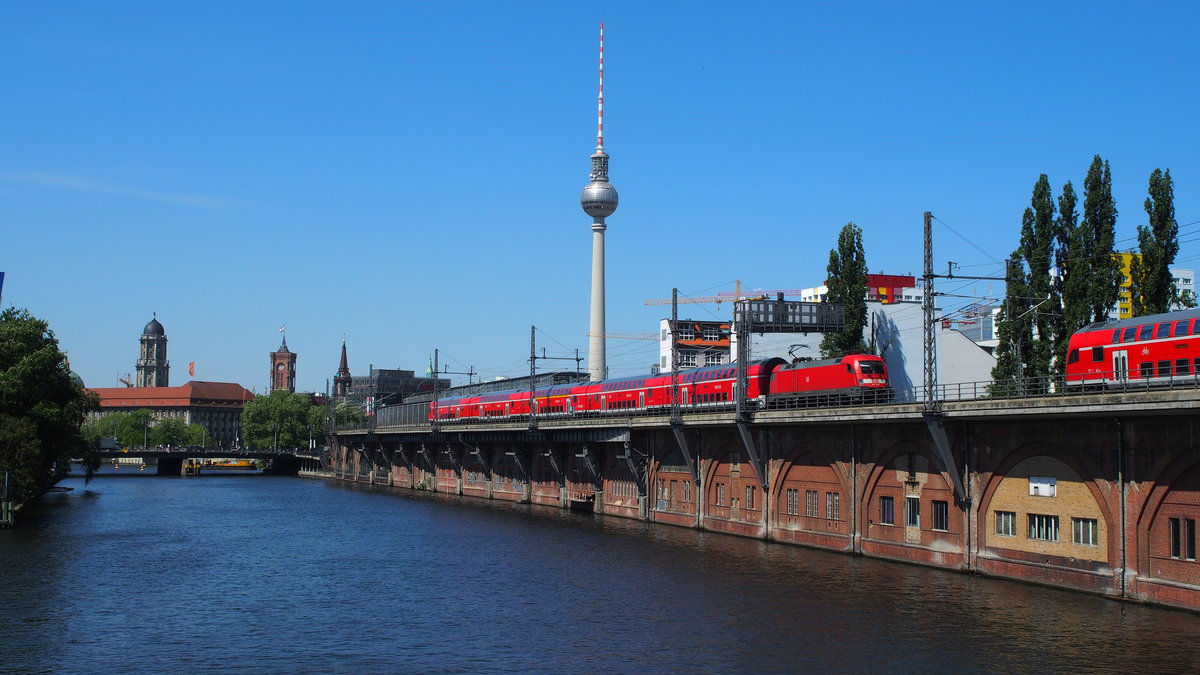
[906,497,920,527]
[806,490,819,517]
[702,325,722,341]
[880,496,894,525]
[1028,514,1060,541]
[679,351,698,368]
[677,325,696,340]
[1029,476,1057,497]
[932,500,949,531]
[705,353,724,366]
[1170,517,1197,560]
[1072,518,1098,546]
[995,511,1016,536]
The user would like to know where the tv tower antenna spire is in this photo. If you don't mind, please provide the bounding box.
[581,22,618,382]
[596,22,605,153]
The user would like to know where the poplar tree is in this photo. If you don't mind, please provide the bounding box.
[1053,181,1081,374]
[1081,155,1121,323]
[820,222,869,358]
[991,254,1033,393]
[1130,168,1179,316]
[1019,175,1056,380]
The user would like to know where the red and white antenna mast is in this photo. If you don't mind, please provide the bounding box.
[596,22,605,153]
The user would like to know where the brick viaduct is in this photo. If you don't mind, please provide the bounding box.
[327,390,1200,613]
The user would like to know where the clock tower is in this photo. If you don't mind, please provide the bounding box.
[270,335,297,393]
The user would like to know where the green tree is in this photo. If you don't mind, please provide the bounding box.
[820,222,869,358]
[1019,175,1057,380]
[991,255,1033,392]
[1053,181,1081,375]
[83,410,161,449]
[333,401,366,428]
[150,417,187,447]
[1081,155,1121,323]
[0,308,95,503]
[241,390,314,450]
[181,423,208,447]
[307,404,329,445]
[1130,168,1179,316]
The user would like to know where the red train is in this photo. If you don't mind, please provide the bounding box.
[1065,308,1200,387]
[430,354,890,421]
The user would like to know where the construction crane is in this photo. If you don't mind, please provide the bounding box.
[644,280,809,306]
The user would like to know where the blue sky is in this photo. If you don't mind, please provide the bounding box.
[5,2,1199,393]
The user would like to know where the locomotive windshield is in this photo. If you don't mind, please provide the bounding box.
[858,361,885,374]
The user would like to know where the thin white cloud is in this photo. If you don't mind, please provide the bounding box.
[0,171,234,208]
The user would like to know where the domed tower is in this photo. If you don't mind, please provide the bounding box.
[136,313,169,387]
[581,22,618,381]
[271,333,297,393]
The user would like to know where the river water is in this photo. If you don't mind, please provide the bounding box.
[3,470,1200,673]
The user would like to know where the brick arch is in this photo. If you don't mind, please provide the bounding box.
[769,440,847,497]
[772,440,849,529]
[702,438,747,489]
[703,437,761,522]
[975,441,1115,532]
[861,438,939,505]
[1134,444,1200,575]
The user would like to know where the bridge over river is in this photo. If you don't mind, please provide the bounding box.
[331,381,1200,612]
[81,447,311,475]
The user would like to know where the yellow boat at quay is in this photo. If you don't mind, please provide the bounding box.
[203,459,258,470]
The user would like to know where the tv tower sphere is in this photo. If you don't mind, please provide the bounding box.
[581,161,619,218]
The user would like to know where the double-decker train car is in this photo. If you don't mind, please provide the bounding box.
[430,353,891,422]
[1065,308,1200,387]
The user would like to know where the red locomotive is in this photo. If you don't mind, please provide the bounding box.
[1065,308,1200,387]
[430,354,890,422]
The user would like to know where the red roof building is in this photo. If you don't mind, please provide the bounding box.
[88,381,255,446]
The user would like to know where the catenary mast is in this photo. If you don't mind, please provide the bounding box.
[581,22,618,381]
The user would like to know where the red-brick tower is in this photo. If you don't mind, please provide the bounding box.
[270,335,296,393]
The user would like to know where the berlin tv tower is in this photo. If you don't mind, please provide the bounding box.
[581,22,618,381]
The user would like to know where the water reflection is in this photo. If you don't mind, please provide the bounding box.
[2,475,1199,673]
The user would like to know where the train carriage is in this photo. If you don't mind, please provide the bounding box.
[428,354,891,423]
[1065,308,1200,388]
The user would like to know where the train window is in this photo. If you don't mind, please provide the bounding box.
[1193,319,1200,335]
[860,361,885,374]
[1175,321,1190,337]
[1158,360,1172,377]
[1177,359,1191,375]
[1092,346,1104,362]
[1138,325,1153,340]
[846,363,854,373]
[1067,349,1079,364]
[1194,357,1200,373]
[1140,362,1154,378]
[1156,323,1171,339]
[1112,329,1123,343]
[1123,326,1137,342]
